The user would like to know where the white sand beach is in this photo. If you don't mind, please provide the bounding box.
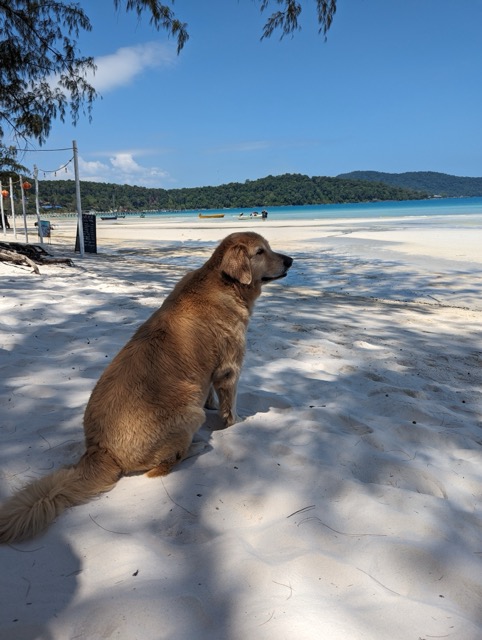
[1,213,481,639]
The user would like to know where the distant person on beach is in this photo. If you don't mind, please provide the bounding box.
[261,210,268,220]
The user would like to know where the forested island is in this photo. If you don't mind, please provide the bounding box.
[33,173,427,213]
[337,171,482,198]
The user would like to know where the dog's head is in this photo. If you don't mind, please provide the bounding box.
[218,232,293,286]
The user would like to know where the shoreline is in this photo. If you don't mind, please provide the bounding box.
[7,210,480,264]
[3,215,481,306]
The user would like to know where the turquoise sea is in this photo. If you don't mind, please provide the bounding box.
[139,197,482,223]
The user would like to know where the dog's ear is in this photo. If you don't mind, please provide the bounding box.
[221,244,252,285]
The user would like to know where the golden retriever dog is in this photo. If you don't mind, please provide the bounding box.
[0,232,292,543]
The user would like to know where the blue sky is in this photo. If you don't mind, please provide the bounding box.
[21,0,482,188]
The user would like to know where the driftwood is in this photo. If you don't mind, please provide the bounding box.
[0,247,40,273]
[0,241,74,273]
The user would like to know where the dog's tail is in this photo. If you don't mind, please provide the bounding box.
[0,447,122,544]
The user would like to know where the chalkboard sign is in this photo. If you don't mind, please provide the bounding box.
[75,213,97,253]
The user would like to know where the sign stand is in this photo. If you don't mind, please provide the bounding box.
[75,213,97,254]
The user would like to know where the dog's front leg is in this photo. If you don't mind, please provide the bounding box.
[213,367,241,427]
[204,385,218,410]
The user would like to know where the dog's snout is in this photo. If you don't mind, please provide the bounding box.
[278,253,293,279]
[282,254,293,270]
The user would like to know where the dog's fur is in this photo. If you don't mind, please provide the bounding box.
[0,232,292,543]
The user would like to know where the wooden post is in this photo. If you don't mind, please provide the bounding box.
[20,176,29,243]
[0,181,6,236]
[73,140,84,257]
[9,177,17,239]
[33,166,44,244]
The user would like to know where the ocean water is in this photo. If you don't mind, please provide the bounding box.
[139,197,482,223]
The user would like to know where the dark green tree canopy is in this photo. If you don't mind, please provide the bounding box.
[0,1,95,145]
[0,1,337,172]
[33,173,426,214]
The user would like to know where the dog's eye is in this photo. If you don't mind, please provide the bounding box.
[256,248,265,255]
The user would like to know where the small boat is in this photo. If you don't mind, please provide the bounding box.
[238,211,263,220]
[100,215,117,221]
[198,213,225,219]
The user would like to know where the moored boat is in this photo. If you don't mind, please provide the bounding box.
[238,211,266,220]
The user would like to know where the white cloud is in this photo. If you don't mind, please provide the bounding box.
[49,41,176,94]
[108,152,170,184]
[88,41,176,93]
[109,153,143,174]
[79,158,111,177]
[55,151,170,187]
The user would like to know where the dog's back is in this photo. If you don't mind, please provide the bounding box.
[83,260,251,470]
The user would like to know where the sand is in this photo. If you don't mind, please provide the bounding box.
[1,213,481,639]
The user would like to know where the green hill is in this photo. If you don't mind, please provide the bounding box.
[337,171,482,198]
[32,173,426,213]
